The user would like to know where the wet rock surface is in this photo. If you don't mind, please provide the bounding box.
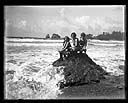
[57,75,125,99]
[53,53,108,87]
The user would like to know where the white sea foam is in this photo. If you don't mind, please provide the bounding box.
[5,38,63,43]
[88,43,124,46]
[5,39,125,99]
[89,39,125,44]
[5,42,63,47]
[5,47,64,99]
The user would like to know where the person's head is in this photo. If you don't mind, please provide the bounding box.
[71,32,77,39]
[80,32,86,39]
[64,36,70,42]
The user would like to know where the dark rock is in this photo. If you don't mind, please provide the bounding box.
[116,85,124,89]
[5,70,16,75]
[7,60,17,64]
[53,53,108,87]
[119,65,124,70]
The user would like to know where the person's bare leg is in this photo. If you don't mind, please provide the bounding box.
[59,51,63,60]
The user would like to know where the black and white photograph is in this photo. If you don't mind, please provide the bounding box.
[4,5,125,99]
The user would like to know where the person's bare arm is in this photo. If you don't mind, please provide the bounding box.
[85,39,87,47]
[76,38,79,46]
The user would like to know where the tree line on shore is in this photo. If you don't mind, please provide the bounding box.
[7,33,62,40]
[90,31,125,41]
[45,31,125,41]
[7,31,124,41]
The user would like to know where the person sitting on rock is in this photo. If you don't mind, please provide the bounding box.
[79,32,87,53]
[59,36,71,60]
[70,32,80,53]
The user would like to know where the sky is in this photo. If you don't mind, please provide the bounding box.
[5,5,125,38]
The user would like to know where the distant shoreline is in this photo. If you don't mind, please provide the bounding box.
[6,36,64,40]
[6,36,124,41]
[6,41,63,43]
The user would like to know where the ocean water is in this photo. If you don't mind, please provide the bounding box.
[5,39,125,99]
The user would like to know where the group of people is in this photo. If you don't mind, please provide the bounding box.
[59,32,87,60]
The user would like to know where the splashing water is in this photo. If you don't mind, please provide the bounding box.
[5,45,65,99]
[5,39,125,99]
[87,40,125,76]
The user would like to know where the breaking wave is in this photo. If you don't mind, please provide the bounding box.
[5,49,65,99]
[88,43,124,47]
[5,39,125,99]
